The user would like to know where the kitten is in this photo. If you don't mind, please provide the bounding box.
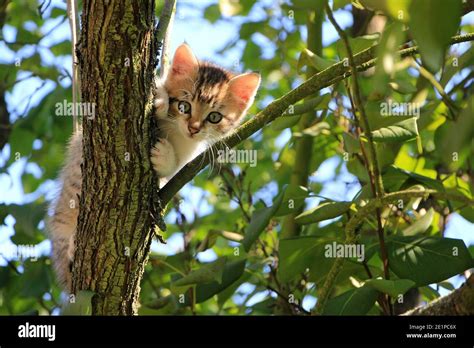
[151,43,261,181]
[48,43,261,291]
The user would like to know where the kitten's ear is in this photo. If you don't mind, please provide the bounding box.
[228,72,261,109]
[169,43,199,78]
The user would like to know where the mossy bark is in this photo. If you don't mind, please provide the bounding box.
[404,275,474,315]
[72,0,159,315]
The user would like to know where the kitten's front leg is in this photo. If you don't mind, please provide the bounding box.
[151,138,177,178]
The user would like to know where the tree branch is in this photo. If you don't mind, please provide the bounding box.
[325,1,393,314]
[313,189,474,314]
[325,2,384,197]
[157,33,474,207]
[404,275,474,315]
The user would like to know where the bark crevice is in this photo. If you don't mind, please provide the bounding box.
[72,0,158,315]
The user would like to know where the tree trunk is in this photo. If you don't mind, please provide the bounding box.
[404,275,474,316]
[72,0,159,315]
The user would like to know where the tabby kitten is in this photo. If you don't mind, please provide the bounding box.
[48,43,261,291]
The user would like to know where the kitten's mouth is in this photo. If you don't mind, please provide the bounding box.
[187,131,200,139]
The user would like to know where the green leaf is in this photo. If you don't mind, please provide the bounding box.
[371,117,418,143]
[336,34,379,59]
[438,281,455,292]
[242,190,285,252]
[342,132,360,154]
[279,94,331,121]
[419,285,440,301]
[0,63,18,87]
[20,259,51,298]
[372,22,405,96]
[382,166,444,192]
[50,40,71,56]
[22,172,42,194]
[387,236,473,286]
[275,184,309,217]
[278,236,324,282]
[434,96,474,171]
[389,79,417,94]
[173,257,227,287]
[217,270,251,308]
[250,297,276,315]
[297,48,336,73]
[295,201,351,225]
[359,0,411,22]
[322,286,379,315]
[8,127,36,159]
[271,114,302,131]
[402,208,435,236]
[278,235,370,286]
[293,122,331,138]
[292,0,325,10]
[333,0,351,10]
[409,0,462,72]
[9,202,47,245]
[459,206,474,223]
[204,4,220,23]
[61,290,95,315]
[365,278,415,297]
[50,6,66,18]
[193,259,246,304]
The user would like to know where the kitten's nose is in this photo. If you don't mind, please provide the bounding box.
[188,122,200,135]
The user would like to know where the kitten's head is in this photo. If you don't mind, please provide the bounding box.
[162,43,260,143]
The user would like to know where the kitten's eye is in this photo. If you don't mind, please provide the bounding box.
[207,111,223,124]
[178,101,191,114]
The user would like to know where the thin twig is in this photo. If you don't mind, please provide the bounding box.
[324,2,393,314]
[324,2,383,197]
[156,0,177,78]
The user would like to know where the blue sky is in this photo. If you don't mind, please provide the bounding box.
[0,0,473,310]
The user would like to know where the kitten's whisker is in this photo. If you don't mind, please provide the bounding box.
[194,143,208,173]
[213,143,223,176]
[208,142,216,177]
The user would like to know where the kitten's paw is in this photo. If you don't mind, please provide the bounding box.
[153,80,169,118]
[151,138,177,177]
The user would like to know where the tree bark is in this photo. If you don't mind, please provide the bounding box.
[404,275,474,316]
[72,0,159,315]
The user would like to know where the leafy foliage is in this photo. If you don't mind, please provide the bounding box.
[0,0,473,316]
